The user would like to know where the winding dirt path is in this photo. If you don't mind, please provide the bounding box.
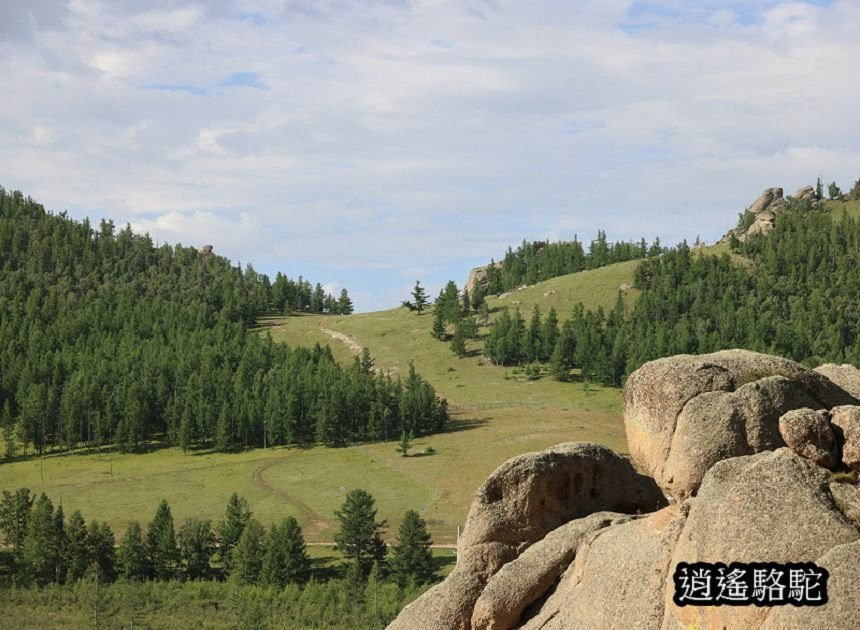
[251,457,332,534]
[319,323,363,355]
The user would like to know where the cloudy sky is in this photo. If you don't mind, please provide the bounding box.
[2,0,859,311]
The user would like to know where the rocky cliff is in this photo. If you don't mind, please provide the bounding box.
[721,185,821,243]
[389,350,860,629]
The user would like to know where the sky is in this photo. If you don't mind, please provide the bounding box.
[2,0,859,312]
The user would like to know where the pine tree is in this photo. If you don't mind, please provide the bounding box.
[411,281,428,315]
[85,520,116,582]
[550,320,575,381]
[0,487,33,550]
[334,489,387,578]
[471,284,485,312]
[310,283,325,313]
[65,510,90,582]
[450,322,467,358]
[431,307,446,340]
[215,403,231,452]
[337,289,354,315]
[396,429,413,457]
[117,520,149,580]
[436,281,461,323]
[24,493,60,584]
[359,347,375,374]
[178,517,215,579]
[53,503,67,584]
[147,499,178,580]
[260,516,310,586]
[389,510,434,586]
[524,305,542,363]
[540,307,559,362]
[217,493,251,572]
[231,518,264,584]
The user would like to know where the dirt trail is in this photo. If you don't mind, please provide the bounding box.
[319,323,363,355]
[251,457,332,534]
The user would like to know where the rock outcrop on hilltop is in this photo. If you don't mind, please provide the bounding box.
[388,351,860,630]
[464,261,502,296]
[721,185,822,243]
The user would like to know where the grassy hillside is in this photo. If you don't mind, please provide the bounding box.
[824,197,860,220]
[485,259,640,316]
[0,407,625,545]
[265,259,650,410]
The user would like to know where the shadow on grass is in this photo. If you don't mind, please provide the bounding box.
[432,552,457,575]
[443,417,491,434]
[406,451,435,458]
[310,556,344,582]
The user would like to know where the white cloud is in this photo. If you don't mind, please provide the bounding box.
[2,0,860,311]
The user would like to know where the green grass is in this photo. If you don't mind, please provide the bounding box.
[2,251,666,554]
[264,263,636,411]
[0,405,626,546]
[485,259,641,316]
[3,263,631,548]
[824,198,860,220]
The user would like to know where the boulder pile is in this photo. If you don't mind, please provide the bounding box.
[389,351,860,629]
[721,185,822,243]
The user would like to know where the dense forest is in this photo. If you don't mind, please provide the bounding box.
[483,231,666,294]
[0,188,447,457]
[0,488,437,628]
[478,203,860,384]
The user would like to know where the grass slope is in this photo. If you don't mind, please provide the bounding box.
[0,407,625,545]
[2,260,633,547]
[824,197,860,220]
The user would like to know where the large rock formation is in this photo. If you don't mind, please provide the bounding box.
[389,443,666,630]
[464,261,502,296]
[389,351,860,630]
[721,185,821,243]
[623,349,856,498]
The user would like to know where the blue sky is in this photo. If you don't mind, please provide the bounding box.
[1,0,859,311]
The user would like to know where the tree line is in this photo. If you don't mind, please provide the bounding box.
[0,187,446,457]
[0,487,437,592]
[459,202,860,384]
[482,231,666,294]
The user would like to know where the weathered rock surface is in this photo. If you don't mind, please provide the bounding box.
[762,540,860,629]
[460,442,666,550]
[831,405,860,470]
[464,261,502,296]
[748,186,784,214]
[816,363,860,399]
[624,349,857,497]
[521,506,685,630]
[718,185,824,243]
[389,544,516,630]
[779,408,838,469]
[795,184,816,202]
[388,443,666,630]
[830,480,860,525]
[471,512,629,630]
[662,449,859,630]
